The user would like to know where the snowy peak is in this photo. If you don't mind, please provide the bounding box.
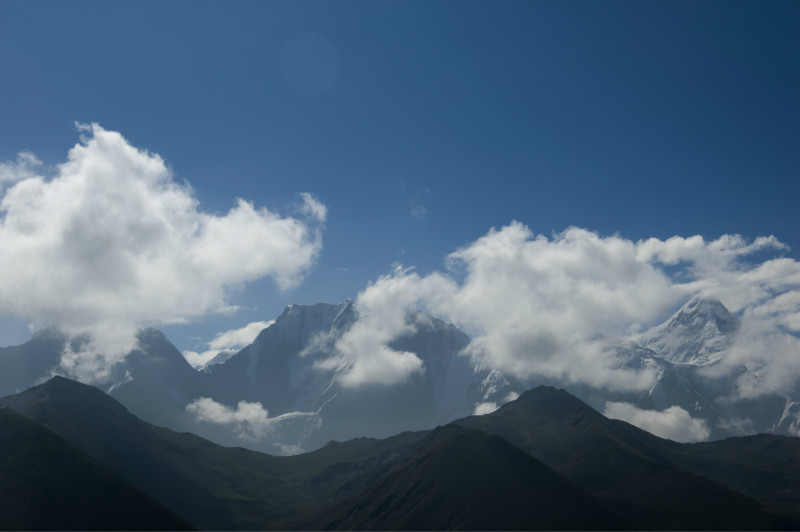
[639,297,740,366]
[275,300,355,331]
[673,297,740,335]
[257,300,357,353]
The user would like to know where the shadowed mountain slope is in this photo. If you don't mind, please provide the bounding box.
[667,434,800,521]
[0,377,621,531]
[0,408,192,531]
[0,328,66,396]
[455,385,799,530]
[0,376,299,529]
[4,376,798,531]
[318,424,627,531]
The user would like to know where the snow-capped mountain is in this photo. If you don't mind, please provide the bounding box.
[0,327,210,433]
[191,300,504,453]
[1,296,798,454]
[638,297,740,366]
[189,297,799,446]
[589,297,798,440]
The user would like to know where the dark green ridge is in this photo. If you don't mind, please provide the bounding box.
[4,376,799,531]
[455,385,800,530]
[316,424,629,531]
[0,377,623,530]
[0,407,193,531]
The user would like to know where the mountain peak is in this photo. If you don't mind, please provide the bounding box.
[681,297,740,334]
[276,300,354,322]
[504,385,606,421]
[0,375,137,430]
[18,375,112,401]
[261,300,358,352]
[639,297,739,365]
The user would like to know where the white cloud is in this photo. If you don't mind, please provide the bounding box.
[0,151,42,188]
[324,222,800,398]
[636,233,793,313]
[323,225,671,391]
[0,124,324,382]
[299,192,327,223]
[473,401,498,415]
[504,391,520,402]
[183,320,273,369]
[473,392,520,416]
[186,397,271,440]
[604,401,710,443]
[637,232,800,398]
[701,317,800,399]
[313,265,451,387]
[186,397,321,447]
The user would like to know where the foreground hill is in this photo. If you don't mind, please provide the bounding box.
[0,377,625,530]
[320,425,625,530]
[3,376,798,530]
[455,386,800,530]
[667,433,800,521]
[0,408,192,531]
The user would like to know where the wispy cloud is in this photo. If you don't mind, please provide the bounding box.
[604,402,710,442]
[409,189,429,220]
[183,320,273,369]
[473,402,498,415]
[0,124,325,382]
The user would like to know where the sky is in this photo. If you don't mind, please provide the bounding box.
[0,1,798,390]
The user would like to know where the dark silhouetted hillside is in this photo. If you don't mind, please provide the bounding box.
[0,407,192,531]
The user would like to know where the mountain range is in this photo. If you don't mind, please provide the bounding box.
[1,376,799,530]
[0,297,798,454]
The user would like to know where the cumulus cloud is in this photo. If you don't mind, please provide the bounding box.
[702,318,800,399]
[0,124,325,382]
[604,401,710,442]
[321,222,800,398]
[183,320,274,369]
[313,266,452,387]
[186,397,272,440]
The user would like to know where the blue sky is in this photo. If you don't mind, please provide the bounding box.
[0,0,798,361]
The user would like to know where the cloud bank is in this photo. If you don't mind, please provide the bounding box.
[320,223,800,399]
[604,402,710,443]
[0,124,325,382]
